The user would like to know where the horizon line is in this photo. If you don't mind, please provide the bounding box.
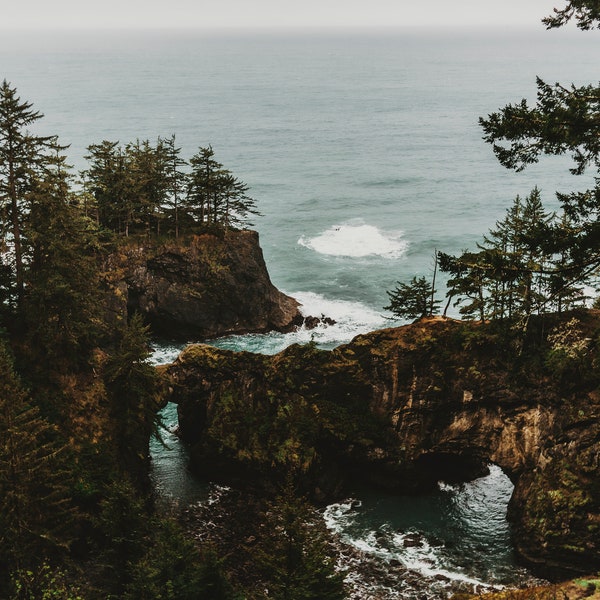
[0,23,577,35]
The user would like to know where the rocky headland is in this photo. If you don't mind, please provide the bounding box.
[107,230,303,339]
[163,312,600,578]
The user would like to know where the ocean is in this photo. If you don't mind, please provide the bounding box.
[3,26,598,596]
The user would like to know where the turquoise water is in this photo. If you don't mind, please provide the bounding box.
[2,28,597,330]
[5,27,594,595]
[149,349,541,597]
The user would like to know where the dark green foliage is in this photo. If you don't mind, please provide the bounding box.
[544,317,593,380]
[543,0,600,30]
[475,9,600,315]
[425,6,600,324]
[82,140,259,237]
[185,145,260,230]
[9,562,84,600]
[123,521,233,600]
[0,79,62,313]
[22,151,105,369]
[0,341,75,576]
[91,479,236,599]
[254,481,346,600]
[440,188,591,323]
[385,275,439,321]
[479,76,600,303]
[104,313,161,483]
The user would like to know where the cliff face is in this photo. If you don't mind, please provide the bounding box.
[164,313,600,577]
[113,230,302,339]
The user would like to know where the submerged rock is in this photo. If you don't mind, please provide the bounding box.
[163,311,600,577]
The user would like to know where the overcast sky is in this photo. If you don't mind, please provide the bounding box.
[3,0,563,30]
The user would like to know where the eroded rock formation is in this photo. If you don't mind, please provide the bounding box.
[163,312,600,576]
[111,230,302,339]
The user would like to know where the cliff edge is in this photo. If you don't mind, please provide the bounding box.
[164,312,600,577]
[111,230,302,339]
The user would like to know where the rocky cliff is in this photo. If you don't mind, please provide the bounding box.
[111,230,302,339]
[163,312,600,577]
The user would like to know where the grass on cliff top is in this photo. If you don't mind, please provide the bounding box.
[455,577,600,600]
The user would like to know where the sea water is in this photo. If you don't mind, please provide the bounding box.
[2,27,598,321]
[4,26,597,596]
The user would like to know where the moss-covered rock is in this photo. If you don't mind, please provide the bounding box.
[164,311,600,576]
[110,230,302,339]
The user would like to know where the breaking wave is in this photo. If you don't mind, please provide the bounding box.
[298,221,408,259]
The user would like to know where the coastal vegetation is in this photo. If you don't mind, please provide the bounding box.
[83,139,260,237]
[0,2,599,599]
[388,2,600,327]
[0,78,293,598]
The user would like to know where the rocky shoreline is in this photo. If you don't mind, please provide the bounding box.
[162,312,600,577]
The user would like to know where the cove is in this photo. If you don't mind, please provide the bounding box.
[149,399,540,597]
[162,314,600,577]
[149,323,552,597]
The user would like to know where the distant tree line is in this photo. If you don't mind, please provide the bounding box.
[82,138,259,238]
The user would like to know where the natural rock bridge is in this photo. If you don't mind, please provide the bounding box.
[163,313,600,577]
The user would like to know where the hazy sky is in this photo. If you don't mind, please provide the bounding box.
[3,0,563,30]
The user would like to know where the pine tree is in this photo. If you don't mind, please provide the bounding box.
[104,314,161,485]
[438,250,489,320]
[543,1,600,30]
[480,58,600,300]
[160,134,187,238]
[185,146,222,226]
[255,479,346,600]
[0,80,58,312]
[184,146,259,231]
[218,171,261,230]
[22,142,105,369]
[385,275,439,321]
[0,340,74,576]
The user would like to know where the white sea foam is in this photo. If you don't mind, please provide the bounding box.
[150,343,188,365]
[298,221,408,259]
[389,529,492,589]
[282,291,389,349]
[207,291,390,355]
[323,498,497,597]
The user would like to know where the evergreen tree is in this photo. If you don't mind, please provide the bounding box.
[547,211,588,313]
[479,14,600,300]
[439,188,583,323]
[218,171,261,230]
[22,142,105,369]
[385,275,439,321]
[479,188,554,318]
[160,134,187,238]
[438,250,489,320]
[255,480,346,600]
[82,140,125,232]
[125,138,172,235]
[543,0,600,30]
[104,313,161,485]
[0,341,74,577]
[123,520,234,600]
[185,146,259,230]
[0,80,59,312]
[185,145,222,226]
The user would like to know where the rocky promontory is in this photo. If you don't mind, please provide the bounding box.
[163,312,600,577]
[109,230,302,339]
